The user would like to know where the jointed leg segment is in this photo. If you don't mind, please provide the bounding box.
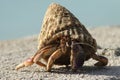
[91,54,108,66]
[46,49,63,71]
[15,45,56,70]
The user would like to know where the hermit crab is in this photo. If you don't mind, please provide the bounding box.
[15,3,108,72]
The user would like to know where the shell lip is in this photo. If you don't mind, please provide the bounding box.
[72,42,97,52]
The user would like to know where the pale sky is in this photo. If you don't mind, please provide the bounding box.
[0,0,120,40]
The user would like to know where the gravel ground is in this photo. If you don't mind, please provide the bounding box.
[0,26,120,80]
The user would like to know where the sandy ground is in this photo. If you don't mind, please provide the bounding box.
[0,26,120,80]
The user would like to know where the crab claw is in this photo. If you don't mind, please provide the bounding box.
[15,57,34,70]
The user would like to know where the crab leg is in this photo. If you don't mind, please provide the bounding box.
[46,49,63,72]
[33,45,57,63]
[15,57,34,70]
[15,51,46,70]
[33,45,55,58]
[91,54,108,66]
[15,45,56,70]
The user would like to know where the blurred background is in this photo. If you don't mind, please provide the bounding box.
[0,0,120,40]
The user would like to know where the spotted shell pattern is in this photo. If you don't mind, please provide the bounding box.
[38,3,97,51]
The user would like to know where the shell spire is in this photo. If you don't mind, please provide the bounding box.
[38,3,96,51]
